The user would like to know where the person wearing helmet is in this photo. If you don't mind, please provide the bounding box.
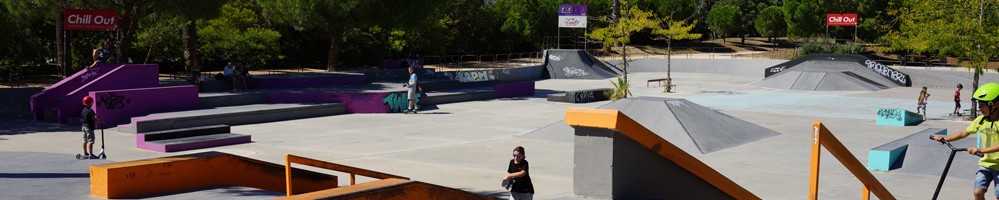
[81,96,98,159]
[955,84,965,116]
[933,82,999,199]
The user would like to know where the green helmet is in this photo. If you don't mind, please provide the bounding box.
[974,83,999,102]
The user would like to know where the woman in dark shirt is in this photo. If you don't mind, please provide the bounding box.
[504,146,534,200]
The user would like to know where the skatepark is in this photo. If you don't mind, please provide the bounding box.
[2,50,997,199]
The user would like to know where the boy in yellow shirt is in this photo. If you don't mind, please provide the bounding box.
[934,82,999,200]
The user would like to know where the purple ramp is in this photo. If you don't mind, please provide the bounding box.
[55,64,159,123]
[30,64,122,120]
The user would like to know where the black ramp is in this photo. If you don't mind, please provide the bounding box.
[754,59,902,91]
[662,97,782,153]
[544,49,618,79]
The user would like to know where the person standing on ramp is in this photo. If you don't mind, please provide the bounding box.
[403,64,419,114]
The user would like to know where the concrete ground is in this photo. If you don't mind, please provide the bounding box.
[0,59,987,199]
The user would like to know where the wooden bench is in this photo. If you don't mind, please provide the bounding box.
[646,78,677,91]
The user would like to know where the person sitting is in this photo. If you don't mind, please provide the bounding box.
[188,62,205,92]
[223,62,236,91]
[87,40,114,70]
[239,63,252,90]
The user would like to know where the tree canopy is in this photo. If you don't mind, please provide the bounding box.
[707,4,742,41]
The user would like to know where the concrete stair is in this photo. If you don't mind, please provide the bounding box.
[137,125,251,152]
[118,103,346,133]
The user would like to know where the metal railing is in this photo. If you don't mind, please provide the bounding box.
[284,154,408,196]
[422,52,544,71]
[809,122,895,200]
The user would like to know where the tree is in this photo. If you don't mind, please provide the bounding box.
[652,20,701,93]
[887,0,999,118]
[256,0,440,71]
[198,0,281,66]
[754,6,786,42]
[590,1,661,100]
[707,4,741,42]
[589,2,661,83]
[783,0,823,38]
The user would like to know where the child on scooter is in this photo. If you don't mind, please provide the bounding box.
[81,96,98,159]
[933,82,999,199]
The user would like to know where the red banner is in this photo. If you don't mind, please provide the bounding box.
[826,13,858,27]
[64,9,118,31]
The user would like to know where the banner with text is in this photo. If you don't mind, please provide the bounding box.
[64,9,119,31]
[826,13,857,27]
[558,4,587,28]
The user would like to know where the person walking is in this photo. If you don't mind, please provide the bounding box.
[918,87,931,116]
[503,146,535,200]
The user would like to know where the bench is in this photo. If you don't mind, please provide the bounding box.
[647,78,677,92]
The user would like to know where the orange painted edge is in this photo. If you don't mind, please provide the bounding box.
[276,178,411,200]
[565,108,761,200]
[809,122,821,200]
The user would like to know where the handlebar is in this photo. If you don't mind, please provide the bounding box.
[930,135,985,157]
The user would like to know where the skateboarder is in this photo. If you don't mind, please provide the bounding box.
[955,84,964,116]
[81,96,98,159]
[932,82,999,200]
[502,146,534,200]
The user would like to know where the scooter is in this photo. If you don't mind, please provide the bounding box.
[76,123,107,160]
[929,135,983,200]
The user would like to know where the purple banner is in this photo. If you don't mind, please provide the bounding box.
[558,4,587,16]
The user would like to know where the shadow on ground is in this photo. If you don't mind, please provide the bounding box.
[0,119,77,135]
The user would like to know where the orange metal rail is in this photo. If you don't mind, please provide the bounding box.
[809,122,895,200]
[285,154,409,196]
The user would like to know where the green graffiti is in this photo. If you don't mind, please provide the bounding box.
[383,92,421,113]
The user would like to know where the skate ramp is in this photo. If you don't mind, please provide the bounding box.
[884,131,980,179]
[543,49,620,79]
[754,59,902,91]
[565,108,759,199]
[524,97,780,154]
[90,152,491,199]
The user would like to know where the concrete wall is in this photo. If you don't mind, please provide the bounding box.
[619,58,785,78]
[253,74,365,89]
[265,91,426,113]
[55,64,160,123]
[573,126,734,199]
[30,64,121,120]
[439,66,544,83]
[0,87,43,120]
[90,85,199,126]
